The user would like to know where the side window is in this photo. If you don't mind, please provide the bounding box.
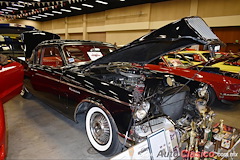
[41,46,63,67]
[36,47,42,64]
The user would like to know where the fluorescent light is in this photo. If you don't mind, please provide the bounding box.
[52,11,62,14]
[27,17,36,20]
[12,4,25,7]
[44,13,54,16]
[38,14,47,17]
[70,6,82,10]
[32,16,41,18]
[60,9,71,12]
[96,0,108,5]
[2,9,13,12]
[120,0,125,1]
[82,4,94,8]
[7,7,19,10]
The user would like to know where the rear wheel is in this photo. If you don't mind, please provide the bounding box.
[20,86,32,99]
[85,106,122,157]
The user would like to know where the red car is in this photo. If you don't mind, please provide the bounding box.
[0,55,24,160]
[143,53,240,106]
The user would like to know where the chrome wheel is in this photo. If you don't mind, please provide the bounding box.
[197,84,210,102]
[196,84,217,106]
[90,112,110,145]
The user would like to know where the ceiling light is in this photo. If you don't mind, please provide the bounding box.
[52,11,62,14]
[60,9,71,12]
[27,17,36,20]
[12,4,25,8]
[1,9,13,12]
[38,14,47,17]
[120,0,125,1]
[44,13,54,16]
[33,0,40,2]
[7,7,19,10]
[32,16,41,18]
[82,4,94,8]
[70,6,82,10]
[96,0,108,5]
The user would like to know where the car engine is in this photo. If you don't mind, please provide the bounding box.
[88,63,211,146]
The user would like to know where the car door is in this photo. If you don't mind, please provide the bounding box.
[28,45,66,113]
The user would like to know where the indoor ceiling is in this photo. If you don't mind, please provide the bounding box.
[0,0,169,22]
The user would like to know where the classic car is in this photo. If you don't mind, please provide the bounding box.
[144,52,240,106]
[0,54,24,160]
[21,16,223,156]
[211,54,240,73]
[0,102,5,160]
[0,54,24,103]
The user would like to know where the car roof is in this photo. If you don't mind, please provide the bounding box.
[38,39,116,47]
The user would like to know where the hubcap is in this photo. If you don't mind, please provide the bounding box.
[197,86,209,102]
[90,112,110,145]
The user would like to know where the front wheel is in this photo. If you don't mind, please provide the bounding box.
[85,106,122,157]
[196,84,217,106]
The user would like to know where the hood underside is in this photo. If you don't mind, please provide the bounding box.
[21,30,60,59]
[90,16,224,66]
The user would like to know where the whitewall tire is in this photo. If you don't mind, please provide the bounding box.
[85,106,122,156]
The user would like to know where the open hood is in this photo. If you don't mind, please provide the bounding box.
[90,16,224,66]
[21,30,60,59]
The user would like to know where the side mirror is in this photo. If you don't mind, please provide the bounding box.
[0,66,2,70]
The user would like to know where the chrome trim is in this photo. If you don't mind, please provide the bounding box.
[221,93,240,97]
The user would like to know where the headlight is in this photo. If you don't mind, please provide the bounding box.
[133,101,150,121]
[164,75,175,87]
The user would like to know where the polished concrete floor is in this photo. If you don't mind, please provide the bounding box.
[3,95,240,160]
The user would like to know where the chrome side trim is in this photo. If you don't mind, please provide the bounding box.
[221,93,240,97]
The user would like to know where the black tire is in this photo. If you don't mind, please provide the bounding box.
[196,84,218,106]
[20,86,32,99]
[85,106,122,157]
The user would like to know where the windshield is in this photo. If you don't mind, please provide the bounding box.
[162,53,193,67]
[63,44,116,64]
[223,57,240,66]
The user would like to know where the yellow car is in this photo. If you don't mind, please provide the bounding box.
[180,51,239,73]
[212,55,240,73]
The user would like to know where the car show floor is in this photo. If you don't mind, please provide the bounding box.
[3,95,240,160]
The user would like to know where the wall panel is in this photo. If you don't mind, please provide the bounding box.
[106,30,150,46]
[198,0,240,18]
[105,4,150,25]
[68,33,83,40]
[87,12,105,27]
[150,0,191,21]
[68,15,83,28]
[52,18,65,30]
[58,34,65,39]
[212,27,240,43]
[88,32,106,42]
[42,21,52,31]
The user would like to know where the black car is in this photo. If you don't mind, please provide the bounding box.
[21,16,223,156]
